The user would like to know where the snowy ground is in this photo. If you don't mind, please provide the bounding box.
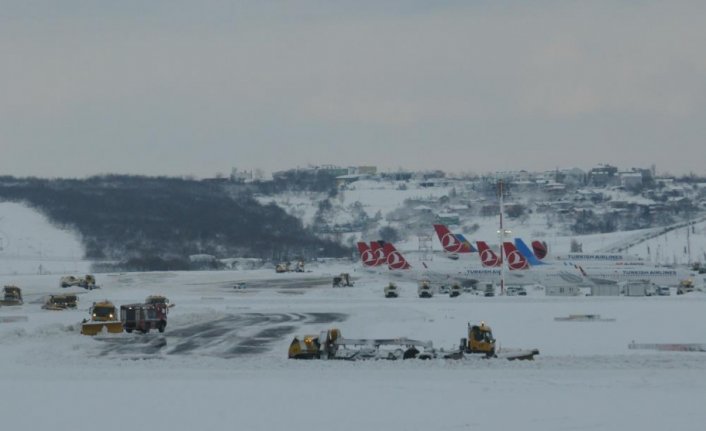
[2,265,706,431]
[2,200,706,430]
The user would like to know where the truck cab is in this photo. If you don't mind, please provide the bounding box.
[120,303,168,333]
[463,322,496,357]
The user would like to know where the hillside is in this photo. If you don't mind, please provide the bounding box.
[0,175,348,271]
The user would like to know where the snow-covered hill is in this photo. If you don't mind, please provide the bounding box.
[258,179,706,268]
[0,202,91,276]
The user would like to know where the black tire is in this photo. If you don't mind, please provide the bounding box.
[126,328,133,333]
[158,321,166,333]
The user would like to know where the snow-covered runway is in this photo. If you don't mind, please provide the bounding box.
[2,266,706,431]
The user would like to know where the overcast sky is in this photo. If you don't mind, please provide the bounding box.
[2,1,705,178]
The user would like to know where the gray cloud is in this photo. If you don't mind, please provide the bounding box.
[2,1,705,177]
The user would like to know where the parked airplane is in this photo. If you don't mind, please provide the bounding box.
[357,240,588,289]
[433,224,475,253]
[512,238,690,287]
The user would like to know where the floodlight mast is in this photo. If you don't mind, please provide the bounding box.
[498,180,505,296]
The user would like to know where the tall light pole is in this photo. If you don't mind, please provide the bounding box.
[497,180,511,296]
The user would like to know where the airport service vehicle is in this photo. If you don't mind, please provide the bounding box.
[288,328,435,360]
[384,282,398,298]
[0,286,23,306]
[332,273,353,287]
[42,294,78,310]
[459,322,540,360]
[506,286,527,296]
[60,274,96,289]
[120,302,168,333]
[418,280,433,298]
[288,322,539,361]
[81,301,123,335]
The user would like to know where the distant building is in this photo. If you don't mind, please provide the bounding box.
[619,172,643,189]
[436,212,460,225]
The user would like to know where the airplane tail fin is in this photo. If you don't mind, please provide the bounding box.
[531,240,548,260]
[514,238,545,266]
[433,224,473,253]
[369,241,387,266]
[356,242,376,267]
[382,243,412,270]
[454,234,477,252]
[503,242,529,270]
[476,241,502,267]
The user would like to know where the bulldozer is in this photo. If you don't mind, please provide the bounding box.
[332,273,353,287]
[80,300,124,335]
[42,294,78,310]
[0,285,23,306]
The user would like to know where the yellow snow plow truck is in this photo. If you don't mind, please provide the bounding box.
[80,300,123,335]
[0,285,23,306]
[461,321,539,360]
[288,328,436,360]
[42,294,78,310]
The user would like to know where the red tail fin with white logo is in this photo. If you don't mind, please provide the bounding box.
[502,242,529,270]
[369,241,387,266]
[382,243,412,270]
[476,241,502,267]
[433,224,473,253]
[356,242,377,267]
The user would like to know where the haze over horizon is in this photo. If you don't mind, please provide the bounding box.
[2,1,705,178]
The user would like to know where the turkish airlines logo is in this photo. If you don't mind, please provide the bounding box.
[387,251,408,270]
[506,250,528,270]
[361,250,375,266]
[373,248,387,266]
[442,233,462,252]
[480,249,500,267]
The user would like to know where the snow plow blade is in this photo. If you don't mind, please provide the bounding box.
[80,321,124,336]
[497,348,540,361]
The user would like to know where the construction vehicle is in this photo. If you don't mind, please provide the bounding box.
[120,302,168,333]
[460,321,539,360]
[81,301,123,335]
[0,286,23,306]
[677,279,695,295]
[42,294,78,310]
[449,283,462,297]
[288,328,436,360]
[418,280,433,298]
[384,282,398,298]
[332,273,353,287]
[60,274,96,289]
